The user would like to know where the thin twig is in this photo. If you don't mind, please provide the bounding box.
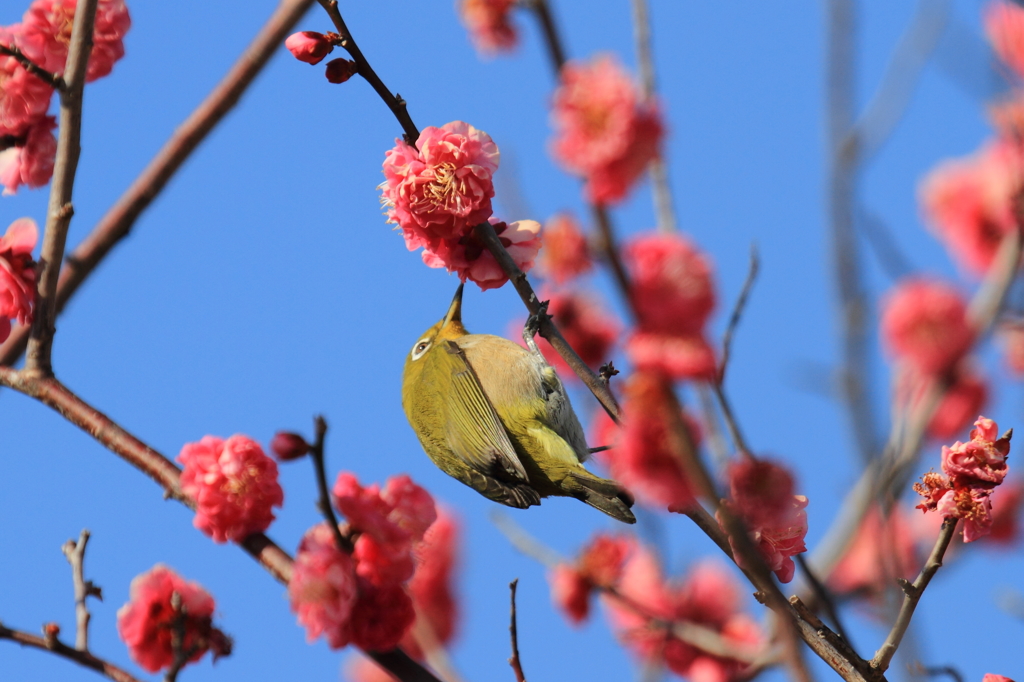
[795,554,852,648]
[870,518,958,673]
[524,0,567,74]
[308,415,354,553]
[0,42,65,89]
[0,0,317,368]
[62,529,100,652]
[315,0,419,144]
[25,0,98,377]
[910,663,965,682]
[508,580,527,682]
[718,245,760,384]
[630,0,676,233]
[0,623,141,682]
[591,205,635,314]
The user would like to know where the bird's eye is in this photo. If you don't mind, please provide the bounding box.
[411,338,432,360]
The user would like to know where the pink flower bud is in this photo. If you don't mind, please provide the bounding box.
[325,58,358,84]
[270,431,310,461]
[285,31,334,65]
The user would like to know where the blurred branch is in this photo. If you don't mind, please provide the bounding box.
[857,208,914,283]
[0,42,64,89]
[719,245,760,384]
[910,663,965,682]
[25,0,98,377]
[0,0,316,368]
[848,0,950,163]
[508,580,527,682]
[630,0,676,233]
[870,518,958,673]
[0,623,140,682]
[523,0,567,74]
[795,554,852,649]
[62,529,100,652]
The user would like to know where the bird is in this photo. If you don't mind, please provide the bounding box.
[401,283,635,524]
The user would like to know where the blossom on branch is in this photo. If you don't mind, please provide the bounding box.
[20,0,131,82]
[549,533,633,624]
[116,565,231,673]
[285,31,334,65]
[0,217,37,343]
[881,278,973,375]
[551,54,663,204]
[624,232,718,381]
[919,139,1024,275]
[289,523,359,650]
[915,416,1012,542]
[458,0,518,54]
[422,217,541,291]
[177,434,284,543]
[402,508,461,658]
[0,28,54,139]
[0,114,56,194]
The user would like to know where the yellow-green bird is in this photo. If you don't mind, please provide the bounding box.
[401,284,636,524]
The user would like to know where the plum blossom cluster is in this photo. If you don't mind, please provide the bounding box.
[457,0,518,54]
[550,536,764,682]
[0,217,36,343]
[116,565,231,674]
[289,472,438,652]
[592,371,699,511]
[915,416,1012,542]
[625,232,718,381]
[379,121,540,290]
[0,0,129,194]
[719,459,808,583]
[550,55,663,205]
[881,278,985,439]
[177,434,284,543]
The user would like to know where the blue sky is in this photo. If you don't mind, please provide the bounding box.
[1,1,1021,681]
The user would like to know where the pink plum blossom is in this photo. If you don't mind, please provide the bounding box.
[829,505,921,600]
[422,218,541,291]
[0,114,57,194]
[458,0,518,54]
[116,565,230,673]
[0,217,37,343]
[349,581,416,651]
[402,508,460,658]
[549,533,633,624]
[927,368,988,441]
[985,1,1024,78]
[551,55,663,204]
[881,279,973,375]
[20,0,131,82]
[537,212,592,284]
[919,139,1023,275]
[288,523,359,649]
[177,434,284,543]
[0,30,55,138]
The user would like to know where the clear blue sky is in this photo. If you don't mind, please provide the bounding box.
[1,1,1021,681]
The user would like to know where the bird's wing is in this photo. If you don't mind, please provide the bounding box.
[439,340,530,484]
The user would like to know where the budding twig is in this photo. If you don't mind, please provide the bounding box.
[508,579,528,682]
[870,517,958,673]
[62,529,101,652]
[0,622,141,682]
[307,415,354,553]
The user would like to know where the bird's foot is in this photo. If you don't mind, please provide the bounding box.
[522,300,550,356]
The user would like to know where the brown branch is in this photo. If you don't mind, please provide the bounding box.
[0,623,141,682]
[524,0,566,75]
[25,0,98,377]
[0,42,64,89]
[0,0,316,369]
[308,415,354,553]
[508,579,527,682]
[62,529,100,652]
[869,517,958,673]
[314,0,419,143]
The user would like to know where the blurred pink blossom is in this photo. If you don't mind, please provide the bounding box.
[538,212,592,285]
[349,581,416,651]
[289,523,359,649]
[881,278,973,375]
[0,217,37,343]
[402,508,460,658]
[551,55,663,204]
[985,1,1024,78]
[458,0,517,54]
[0,114,56,194]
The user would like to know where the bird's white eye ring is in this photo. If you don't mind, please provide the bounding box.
[411,338,432,361]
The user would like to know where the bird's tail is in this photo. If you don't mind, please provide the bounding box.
[564,469,636,524]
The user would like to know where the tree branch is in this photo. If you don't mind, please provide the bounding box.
[869,517,958,673]
[508,579,527,682]
[307,415,354,553]
[0,0,317,369]
[0,42,64,89]
[61,529,99,652]
[25,0,99,377]
[0,623,141,682]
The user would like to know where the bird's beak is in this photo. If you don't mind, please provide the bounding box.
[442,283,464,327]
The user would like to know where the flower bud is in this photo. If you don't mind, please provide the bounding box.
[325,58,358,84]
[270,431,310,461]
[285,31,334,65]
[42,622,60,639]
